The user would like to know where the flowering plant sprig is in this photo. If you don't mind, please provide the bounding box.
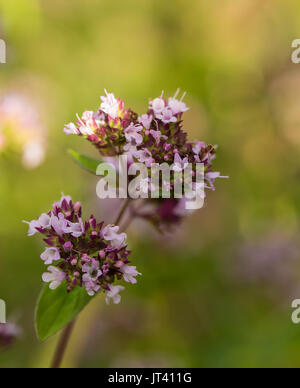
[65,90,220,186]
[24,194,141,303]
[24,90,226,368]
[65,90,226,228]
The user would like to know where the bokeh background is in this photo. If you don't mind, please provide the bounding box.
[0,0,300,368]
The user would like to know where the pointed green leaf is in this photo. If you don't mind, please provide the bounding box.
[68,149,102,174]
[35,283,93,341]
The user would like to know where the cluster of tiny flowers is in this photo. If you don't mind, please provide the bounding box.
[64,90,226,227]
[0,93,47,169]
[64,90,136,157]
[24,195,141,304]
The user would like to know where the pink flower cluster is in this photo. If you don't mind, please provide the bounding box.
[64,90,226,227]
[64,89,135,157]
[24,195,141,303]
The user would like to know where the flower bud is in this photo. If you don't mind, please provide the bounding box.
[164,143,172,152]
[74,202,82,213]
[115,260,124,268]
[63,241,73,252]
[88,134,99,143]
[91,230,98,238]
[99,250,106,259]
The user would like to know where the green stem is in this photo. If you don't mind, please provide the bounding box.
[114,198,131,226]
[50,319,77,369]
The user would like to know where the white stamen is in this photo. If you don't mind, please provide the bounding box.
[76,113,85,126]
[180,92,187,102]
[154,119,160,131]
[174,89,180,99]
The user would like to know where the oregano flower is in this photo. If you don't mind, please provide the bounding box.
[64,90,227,228]
[24,194,141,304]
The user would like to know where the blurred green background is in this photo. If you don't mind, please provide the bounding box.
[0,0,300,368]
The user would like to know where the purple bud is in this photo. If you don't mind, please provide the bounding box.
[91,230,98,238]
[73,271,80,278]
[115,260,124,268]
[43,238,54,246]
[81,253,90,263]
[74,202,82,213]
[61,199,69,211]
[71,258,78,266]
[99,250,106,259]
[63,241,73,252]
[58,237,65,245]
[88,134,99,143]
[89,216,97,229]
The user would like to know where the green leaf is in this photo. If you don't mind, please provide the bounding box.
[35,283,93,341]
[68,149,102,174]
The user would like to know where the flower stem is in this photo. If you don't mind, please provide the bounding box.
[114,198,131,225]
[51,319,77,368]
